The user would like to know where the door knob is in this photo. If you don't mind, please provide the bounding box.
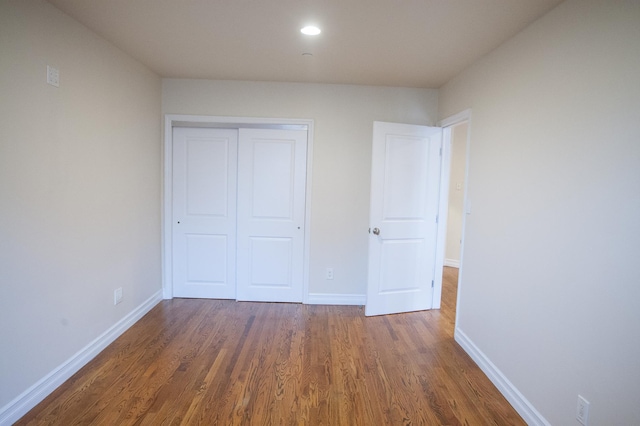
[372,227,380,235]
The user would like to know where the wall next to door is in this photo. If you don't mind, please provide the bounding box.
[162,80,438,298]
[439,0,640,424]
[0,0,161,416]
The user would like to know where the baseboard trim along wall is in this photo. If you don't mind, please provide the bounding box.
[307,293,366,306]
[454,328,551,426]
[444,258,460,268]
[0,290,163,426]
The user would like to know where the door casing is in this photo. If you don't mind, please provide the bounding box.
[162,114,314,301]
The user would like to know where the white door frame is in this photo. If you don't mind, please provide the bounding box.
[162,114,314,302]
[436,109,472,328]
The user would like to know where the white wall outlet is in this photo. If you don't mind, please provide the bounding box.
[325,267,334,280]
[46,65,59,87]
[576,395,590,425]
[114,287,123,305]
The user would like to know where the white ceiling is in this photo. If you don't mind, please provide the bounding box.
[47,0,563,88]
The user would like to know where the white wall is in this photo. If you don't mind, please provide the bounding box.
[0,0,162,413]
[439,0,640,424]
[445,122,467,265]
[162,79,439,298]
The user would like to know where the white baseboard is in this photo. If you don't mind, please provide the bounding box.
[444,258,460,268]
[0,290,163,426]
[454,328,551,426]
[306,293,366,306]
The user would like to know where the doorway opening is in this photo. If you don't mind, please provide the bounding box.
[438,110,471,332]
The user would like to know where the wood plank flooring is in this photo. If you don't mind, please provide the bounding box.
[16,267,524,425]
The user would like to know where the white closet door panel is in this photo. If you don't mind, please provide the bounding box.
[172,127,237,299]
[185,234,227,283]
[237,128,307,302]
[185,139,230,216]
[248,237,293,286]
[251,141,295,219]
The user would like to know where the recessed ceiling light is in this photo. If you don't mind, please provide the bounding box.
[301,26,321,36]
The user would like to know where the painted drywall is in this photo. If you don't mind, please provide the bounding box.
[445,122,467,265]
[0,0,162,410]
[162,80,439,297]
[439,0,640,424]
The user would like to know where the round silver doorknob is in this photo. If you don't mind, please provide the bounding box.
[372,227,380,235]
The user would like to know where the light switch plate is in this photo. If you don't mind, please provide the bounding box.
[576,395,590,425]
[47,65,59,87]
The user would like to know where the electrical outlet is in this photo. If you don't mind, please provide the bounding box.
[325,267,334,280]
[46,65,59,87]
[576,395,590,425]
[114,287,123,305]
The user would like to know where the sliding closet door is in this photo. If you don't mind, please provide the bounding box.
[172,127,238,299]
[236,128,307,302]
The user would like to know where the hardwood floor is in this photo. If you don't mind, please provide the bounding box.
[17,267,524,425]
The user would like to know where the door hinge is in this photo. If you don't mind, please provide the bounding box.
[431,280,434,288]
[439,147,442,156]
[436,214,439,224]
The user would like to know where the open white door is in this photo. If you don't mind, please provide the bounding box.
[236,128,307,302]
[366,122,443,316]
